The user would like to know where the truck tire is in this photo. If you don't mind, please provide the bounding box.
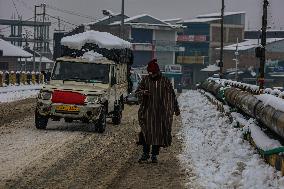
[120,96,125,110]
[112,103,122,125]
[96,106,107,133]
[35,111,48,129]
[64,118,73,123]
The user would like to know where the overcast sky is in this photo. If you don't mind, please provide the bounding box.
[1,0,284,35]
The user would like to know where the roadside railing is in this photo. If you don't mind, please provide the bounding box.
[0,71,46,87]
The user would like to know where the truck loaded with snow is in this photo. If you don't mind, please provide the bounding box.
[35,31,133,133]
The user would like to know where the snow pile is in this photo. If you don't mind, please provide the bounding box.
[61,30,131,50]
[207,78,262,94]
[255,94,284,112]
[232,112,283,151]
[245,119,282,151]
[201,64,220,72]
[81,50,107,62]
[0,85,42,103]
[279,92,284,99]
[178,90,284,189]
[264,88,273,94]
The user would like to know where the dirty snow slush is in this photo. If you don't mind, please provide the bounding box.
[0,99,199,188]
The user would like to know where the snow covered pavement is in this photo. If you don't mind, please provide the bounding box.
[0,85,42,103]
[178,90,284,189]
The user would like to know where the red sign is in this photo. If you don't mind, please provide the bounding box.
[177,35,194,42]
[177,35,207,42]
[194,35,207,42]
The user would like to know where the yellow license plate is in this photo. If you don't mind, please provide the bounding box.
[55,105,79,112]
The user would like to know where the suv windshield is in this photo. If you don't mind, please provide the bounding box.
[51,61,110,84]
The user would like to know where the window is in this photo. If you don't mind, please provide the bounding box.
[52,61,110,84]
[0,62,8,70]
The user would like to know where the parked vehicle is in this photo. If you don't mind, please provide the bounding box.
[125,69,142,105]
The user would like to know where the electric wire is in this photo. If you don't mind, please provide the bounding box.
[10,0,20,18]
[45,4,97,21]
[46,13,80,27]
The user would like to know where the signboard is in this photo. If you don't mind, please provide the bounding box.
[156,45,181,52]
[177,56,204,64]
[177,35,207,42]
[132,44,154,51]
[273,66,284,72]
[164,65,182,73]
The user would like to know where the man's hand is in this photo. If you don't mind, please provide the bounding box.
[142,90,151,96]
[175,109,180,116]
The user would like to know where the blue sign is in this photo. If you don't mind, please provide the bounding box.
[274,66,284,72]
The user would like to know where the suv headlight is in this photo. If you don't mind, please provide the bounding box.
[38,91,52,100]
[85,95,101,104]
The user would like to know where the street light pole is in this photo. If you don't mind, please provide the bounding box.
[219,0,225,78]
[258,0,269,89]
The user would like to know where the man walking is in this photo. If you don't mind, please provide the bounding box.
[136,59,180,163]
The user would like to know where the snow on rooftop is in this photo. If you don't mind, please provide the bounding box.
[0,39,32,58]
[178,17,221,24]
[201,64,220,72]
[80,50,108,62]
[61,30,131,50]
[111,14,170,26]
[162,18,183,22]
[85,13,121,25]
[18,56,53,63]
[218,38,284,51]
[197,11,245,18]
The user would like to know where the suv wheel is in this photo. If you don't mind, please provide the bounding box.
[64,118,73,123]
[35,111,48,129]
[112,103,122,125]
[95,106,107,133]
[120,96,125,110]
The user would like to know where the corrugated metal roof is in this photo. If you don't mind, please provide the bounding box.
[111,14,170,26]
[217,38,284,51]
[178,17,221,24]
[197,11,245,18]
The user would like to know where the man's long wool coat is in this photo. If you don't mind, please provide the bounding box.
[136,74,179,147]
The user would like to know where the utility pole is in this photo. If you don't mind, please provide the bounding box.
[33,3,46,71]
[219,0,225,79]
[258,0,269,89]
[120,0,125,39]
[33,5,36,71]
[234,38,239,81]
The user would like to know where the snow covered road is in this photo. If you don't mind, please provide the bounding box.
[178,90,284,189]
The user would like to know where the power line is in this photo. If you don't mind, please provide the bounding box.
[45,4,97,21]
[46,13,79,27]
[11,0,20,18]
[15,0,33,11]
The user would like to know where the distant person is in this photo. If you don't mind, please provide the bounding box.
[135,58,180,163]
[41,71,47,83]
[46,70,51,82]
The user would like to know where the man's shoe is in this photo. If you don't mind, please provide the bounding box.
[138,154,150,163]
[151,155,158,163]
